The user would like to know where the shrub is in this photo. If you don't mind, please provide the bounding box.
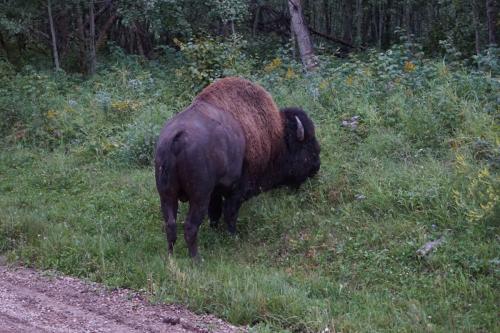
[0,67,87,147]
[175,34,253,91]
[453,150,500,225]
[111,105,174,166]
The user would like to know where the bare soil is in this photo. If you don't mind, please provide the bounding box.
[0,265,244,333]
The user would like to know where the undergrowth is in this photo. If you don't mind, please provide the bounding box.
[0,45,498,332]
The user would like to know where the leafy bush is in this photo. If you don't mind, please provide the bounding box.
[113,119,160,166]
[474,46,500,76]
[453,150,500,225]
[175,34,253,91]
[0,67,87,147]
[111,105,173,166]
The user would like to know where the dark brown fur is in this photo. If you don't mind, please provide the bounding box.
[195,77,284,175]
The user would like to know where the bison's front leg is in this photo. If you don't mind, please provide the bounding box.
[184,200,209,259]
[161,196,178,255]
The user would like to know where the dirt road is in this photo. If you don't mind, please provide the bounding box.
[0,265,243,333]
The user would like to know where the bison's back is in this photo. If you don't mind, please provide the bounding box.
[155,103,246,198]
[195,77,284,175]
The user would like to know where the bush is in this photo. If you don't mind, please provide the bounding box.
[0,67,87,147]
[111,105,173,166]
[453,150,500,225]
[175,34,253,91]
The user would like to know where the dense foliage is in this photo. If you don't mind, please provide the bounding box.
[0,0,497,73]
[0,0,499,332]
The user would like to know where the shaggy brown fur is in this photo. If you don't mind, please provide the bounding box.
[194,77,285,174]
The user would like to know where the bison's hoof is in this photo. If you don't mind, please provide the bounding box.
[191,255,204,264]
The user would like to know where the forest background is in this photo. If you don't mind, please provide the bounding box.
[0,1,498,332]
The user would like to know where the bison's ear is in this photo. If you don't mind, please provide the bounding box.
[295,116,305,141]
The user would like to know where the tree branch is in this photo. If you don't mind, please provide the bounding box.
[309,27,357,49]
[416,237,445,258]
[96,13,117,50]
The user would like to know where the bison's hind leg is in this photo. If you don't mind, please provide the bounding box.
[185,197,211,259]
[208,190,223,228]
[223,193,243,235]
[160,196,178,255]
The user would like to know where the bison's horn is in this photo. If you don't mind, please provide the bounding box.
[295,116,305,141]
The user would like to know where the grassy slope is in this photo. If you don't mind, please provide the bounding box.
[0,58,498,332]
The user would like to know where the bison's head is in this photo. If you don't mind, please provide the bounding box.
[281,107,320,188]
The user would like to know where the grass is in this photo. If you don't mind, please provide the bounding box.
[0,53,498,332]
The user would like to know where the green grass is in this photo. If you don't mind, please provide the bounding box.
[0,55,498,332]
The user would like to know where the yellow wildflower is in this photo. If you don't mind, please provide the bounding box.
[319,80,328,90]
[478,168,490,178]
[111,100,139,112]
[173,38,182,47]
[264,58,282,72]
[404,61,416,73]
[438,65,449,77]
[286,67,296,79]
[455,153,466,171]
[346,75,354,86]
[46,110,57,119]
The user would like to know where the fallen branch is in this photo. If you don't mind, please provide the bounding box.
[257,5,358,50]
[96,13,117,51]
[416,236,445,258]
[308,27,358,49]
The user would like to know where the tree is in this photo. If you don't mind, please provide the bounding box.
[486,0,497,45]
[472,0,483,56]
[209,0,248,36]
[47,0,60,71]
[288,0,317,71]
[88,0,96,75]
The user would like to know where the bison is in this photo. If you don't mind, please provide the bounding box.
[155,77,320,258]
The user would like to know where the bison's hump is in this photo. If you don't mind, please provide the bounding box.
[195,77,284,175]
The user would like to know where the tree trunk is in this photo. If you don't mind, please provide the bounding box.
[291,17,297,60]
[324,0,331,35]
[342,0,354,44]
[57,8,70,59]
[47,0,60,71]
[96,13,117,51]
[253,5,261,37]
[342,0,353,44]
[230,20,235,35]
[403,0,411,33]
[88,0,96,75]
[486,0,497,45]
[355,0,363,46]
[378,1,383,49]
[472,1,482,55]
[76,3,86,73]
[288,0,317,71]
[135,24,145,57]
[383,0,392,48]
[371,5,378,47]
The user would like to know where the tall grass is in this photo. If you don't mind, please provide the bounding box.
[0,50,498,332]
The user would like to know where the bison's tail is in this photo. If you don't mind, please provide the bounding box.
[156,131,184,193]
